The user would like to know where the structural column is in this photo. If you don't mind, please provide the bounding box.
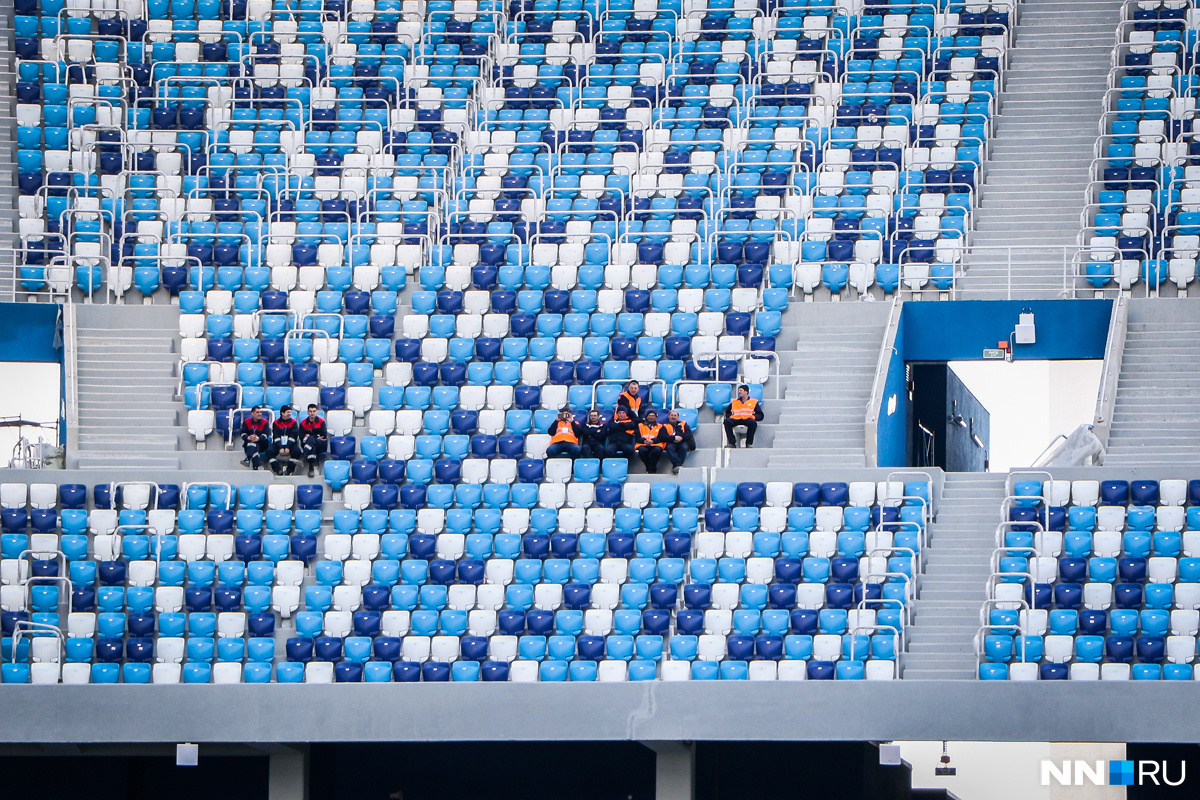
[268,746,309,800]
[642,741,695,800]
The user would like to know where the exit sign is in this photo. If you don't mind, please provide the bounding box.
[982,348,1005,359]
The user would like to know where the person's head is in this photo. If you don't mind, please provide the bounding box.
[667,410,679,424]
[737,384,750,400]
[645,410,658,424]
[307,404,319,419]
[614,408,629,421]
[558,407,573,421]
[250,406,262,421]
[279,404,292,420]
[587,409,600,424]
[626,380,640,394]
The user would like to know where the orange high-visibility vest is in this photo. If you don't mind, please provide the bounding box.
[729,397,758,420]
[550,421,578,445]
[620,392,642,415]
[637,423,665,449]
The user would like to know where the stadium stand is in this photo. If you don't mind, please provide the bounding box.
[979,474,1200,681]
[0,477,928,682]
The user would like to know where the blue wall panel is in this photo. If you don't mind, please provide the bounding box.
[0,303,62,363]
[901,299,1112,362]
[877,314,908,468]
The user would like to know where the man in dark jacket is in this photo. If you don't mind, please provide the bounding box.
[239,405,270,470]
[545,407,584,459]
[604,407,638,461]
[299,403,328,477]
[270,404,301,476]
[663,409,696,475]
[579,409,608,459]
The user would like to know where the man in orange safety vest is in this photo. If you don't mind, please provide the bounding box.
[724,384,764,448]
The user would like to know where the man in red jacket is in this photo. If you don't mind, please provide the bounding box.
[299,403,329,477]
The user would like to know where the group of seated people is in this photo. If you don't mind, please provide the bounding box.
[235,380,765,478]
[238,403,328,477]
[543,380,697,475]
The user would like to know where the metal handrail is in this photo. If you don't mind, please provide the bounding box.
[1092,295,1128,450]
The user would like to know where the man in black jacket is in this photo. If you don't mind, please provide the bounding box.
[270,404,301,476]
[604,407,638,461]
[299,403,328,477]
[579,409,608,459]
[239,406,270,470]
[663,409,697,475]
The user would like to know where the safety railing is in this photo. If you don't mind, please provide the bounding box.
[1092,294,1128,450]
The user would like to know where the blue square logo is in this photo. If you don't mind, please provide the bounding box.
[1110,760,1135,786]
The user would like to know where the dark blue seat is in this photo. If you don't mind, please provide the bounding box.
[1039,663,1068,680]
[704,508,731,532]
[577,635,605,661]
[676,609,704,634]
[526,609,555,636]
[642,609,671,635]
[371,484,399,509]
[480,661,510,681]
[296,485,323,509]
[422,661,451,681]
[793,483,821,507]
[286,638,314,662]
[516,459,543,483]
[393,661,422,681]
[373,637,402,662]
[806,661,835,680]
[683,584,711,609]
[434,459,461,484]
[353,611,381,636]
[737,482,766,507]
[1059,558,1087,583]
[775,558,803,583]
[248,614,275,637]
[498,610,526,635]
[1100,480,1129,505]
[1114,583,1144,609]
[378,460,405,484]
[607,533,635,558]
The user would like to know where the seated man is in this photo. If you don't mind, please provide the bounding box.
[270,404,301,476]
[299,403,328,478]
[239,406,271,470]
[545,407,584,459]
[635,409,669,474]
[579,409,608,459]
[604,407,638,461]
[724,384,764,448]
[664,409,696,475]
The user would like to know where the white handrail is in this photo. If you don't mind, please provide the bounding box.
[1091,295,1128,451]
[63,298,80,459]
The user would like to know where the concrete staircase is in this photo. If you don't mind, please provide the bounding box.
[902,472,1006,679]
[71,304,182,470]
[1103,299,1200,467]
[959,0,1119,299]
[755,302,891,469]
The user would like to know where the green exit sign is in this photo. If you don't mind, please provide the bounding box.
[982,348,1005,360]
